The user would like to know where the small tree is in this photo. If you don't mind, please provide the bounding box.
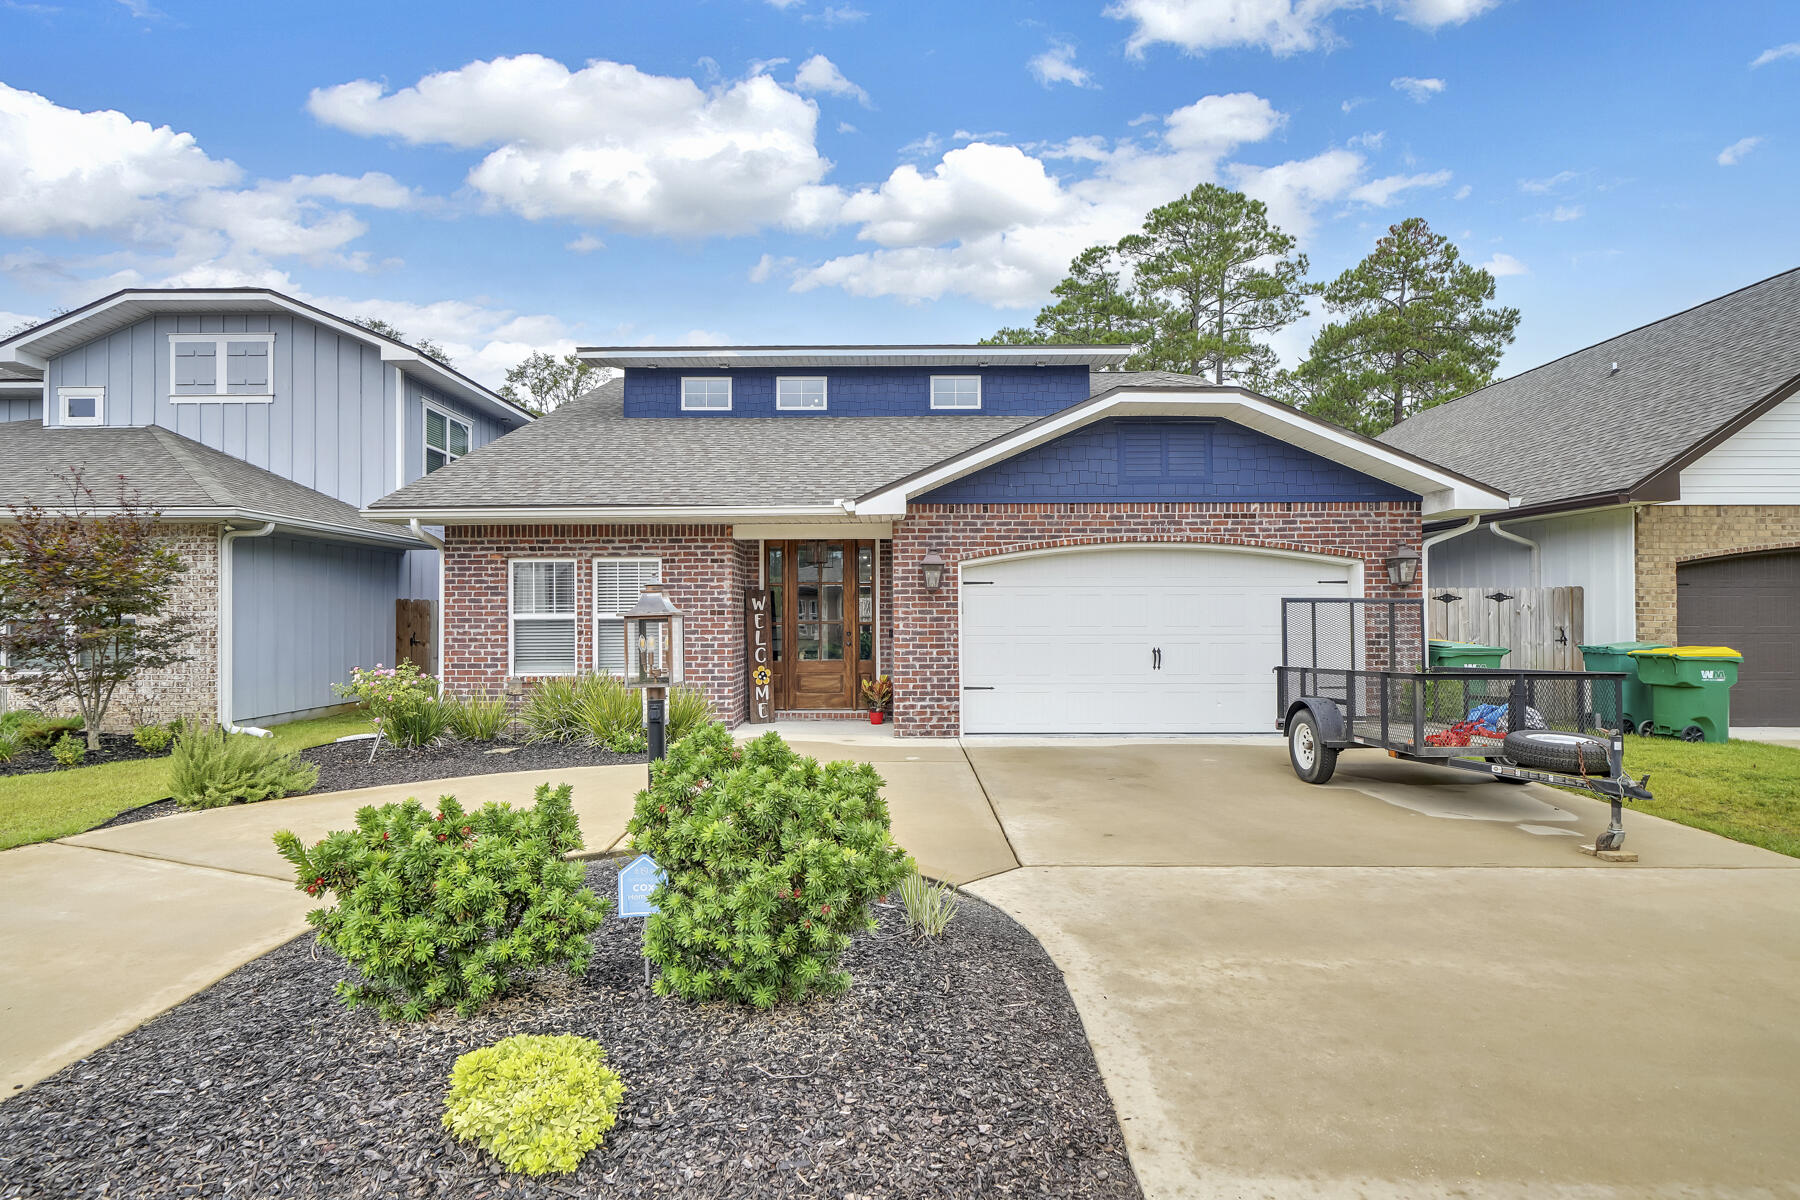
[0,469,199,749]
[499,351,605,415]
[355,315,454,368]
[983,245,1153,360]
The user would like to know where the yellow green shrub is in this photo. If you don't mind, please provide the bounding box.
[442,1034,625,1175]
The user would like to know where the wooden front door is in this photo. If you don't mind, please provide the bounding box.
[766,540,877,710]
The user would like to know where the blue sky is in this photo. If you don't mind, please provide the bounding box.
[1,0,1796,387]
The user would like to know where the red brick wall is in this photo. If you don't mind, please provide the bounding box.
[889,501,1423,736]
[441,524,750,724]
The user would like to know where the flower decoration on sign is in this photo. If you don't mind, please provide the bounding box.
[752,665,772,687]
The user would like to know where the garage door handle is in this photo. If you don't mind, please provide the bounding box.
[1152,647,1161,670]
[963,685,995,691]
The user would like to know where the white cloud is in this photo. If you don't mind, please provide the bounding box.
[1390,76,1446,103]
[748,253,797,283]
[1546,203,1582,221]
[1717,136,1763,166]
[1480,252,1528,276]
[1750,43,1800,68]
[810,5,868,24]
[1029,41,1095,88]
[308,54,841,237]
[838,143,1068,248]
[566,233,605,253]
[793,54,870,106]
[1341,96,1369,113]
[838,121,859,134]
[115,0,166,19]
[1346,130,1385,150]
[1228,148,1366,237]
[1453,183,1472,199]
[764,0,803,8]
[1106,0,1500,57]
[1347,167,1452,205]
[1518,169,1579,193]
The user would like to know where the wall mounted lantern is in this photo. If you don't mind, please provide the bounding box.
[1383,547,1422,589]
[920,552,947,592]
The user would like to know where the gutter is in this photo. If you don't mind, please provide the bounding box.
[218,521,276,736]
[409,520,447,681]
[1490,518,1541,586]
[1419,516,1483,644]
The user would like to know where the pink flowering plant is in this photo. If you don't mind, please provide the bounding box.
[334,661,449,749]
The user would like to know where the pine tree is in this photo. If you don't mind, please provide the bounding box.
[982,245,1151,357]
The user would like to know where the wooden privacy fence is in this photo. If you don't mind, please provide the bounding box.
[396,599,433,673]
[1427,586,1585,671]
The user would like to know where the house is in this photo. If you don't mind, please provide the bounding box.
[0,289,533,730]
[1381,267,1800,726]
[365,347,1507,736]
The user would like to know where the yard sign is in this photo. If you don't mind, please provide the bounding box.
[617,854,665,918]
[745,587,774,723]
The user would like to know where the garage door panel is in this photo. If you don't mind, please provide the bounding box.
[1678,551,1800,726]
[961,547,1352,734]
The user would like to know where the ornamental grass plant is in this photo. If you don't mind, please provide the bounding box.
[169,721,318,809]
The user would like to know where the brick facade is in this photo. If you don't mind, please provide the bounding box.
[440,524,751,724]
[889,501,1423,736]
[1635,504,1800,642]
[6,521,220,732]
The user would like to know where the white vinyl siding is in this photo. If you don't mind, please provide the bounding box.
[681,377,732,411]
[776,376,827,411]
[931,375,982,410]
[593,558,661,674]
[510,560,577,676]
[57,386,104,426]
[1676,391,1800,503]
[1427,507,1637,643]
[169,333,274,400]
[425,405,471,474]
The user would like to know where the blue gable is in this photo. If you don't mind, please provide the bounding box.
[919,417,1417,504]
[622,365,1091,418]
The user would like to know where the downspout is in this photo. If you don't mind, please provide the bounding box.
[1419,515,1482,663]
[218,521,277,735]
[410,519,447,683]
[1490,518,1541,587]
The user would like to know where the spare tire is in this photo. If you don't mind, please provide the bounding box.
[1503,730,1612,776]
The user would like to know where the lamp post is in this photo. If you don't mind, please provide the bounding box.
[623,584,684,763]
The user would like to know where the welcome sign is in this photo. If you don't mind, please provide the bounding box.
[745,587,773,723]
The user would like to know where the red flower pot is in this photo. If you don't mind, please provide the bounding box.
[869,710,884,725]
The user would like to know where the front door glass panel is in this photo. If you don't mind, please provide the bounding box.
[797,541,846,661]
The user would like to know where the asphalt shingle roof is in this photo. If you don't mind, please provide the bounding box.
[0,423,417,543]
[1379,267,1800,508]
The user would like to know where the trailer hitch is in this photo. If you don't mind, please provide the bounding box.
[1593,799,1627,853]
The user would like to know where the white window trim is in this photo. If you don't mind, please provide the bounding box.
[775,375,828,412]
[930,374,982,411]
[168,332,276,402]
[680,376,733,412]
[593,557,662,675]
[423,401,473,475]
[508,558,579,677]
[57,386,105,426]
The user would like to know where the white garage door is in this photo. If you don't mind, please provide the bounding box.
[960,546,1354,734]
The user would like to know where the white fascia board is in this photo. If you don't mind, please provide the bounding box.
[731,520,895,540]
[578,345,1135,369]
[0,348,46,372]
[0,505,423,548]
[854,389,1511,519]
[361,504,856,526]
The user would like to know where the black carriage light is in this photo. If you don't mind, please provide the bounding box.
[920,551,947,592]
[623,584,684,761]
[1383,546,1421,588]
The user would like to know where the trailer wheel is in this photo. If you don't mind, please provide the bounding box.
[1502,730,1612,776]
[1288,710,1338,784]
[1495,773,1529,785]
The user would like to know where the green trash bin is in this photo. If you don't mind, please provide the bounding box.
[1428,640,1511,669]
[1628,646,1742,743]
[1579,641,1668,733]
[1426,641,1512,720]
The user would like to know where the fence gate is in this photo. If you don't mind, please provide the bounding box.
[396,599,433,673]
[1427,586,1584,670]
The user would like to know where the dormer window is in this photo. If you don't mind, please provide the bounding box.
[681,377,732,411]
[776,376,827,411]
[931,375,981,410]
[169,333,275,401]
[58,386,104,426]
[425,404,471,473]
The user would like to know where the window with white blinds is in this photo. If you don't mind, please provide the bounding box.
[593,558,662,674]
[425,404,471,474]
[510,560,577,676]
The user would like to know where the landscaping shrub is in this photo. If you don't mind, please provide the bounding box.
[518,676,583,743]
[333,661,449,749]
[50,732,85,767]
[626,724,913,1008]
[0,709,39,762]
[442,1034,625,1176]
[573,673,645,752]
[20,715,81,750]
[665,684,712,746]
[897,869,961,937]
[169,721,319,810]
[131,722,174,754]
[443,690,510,741]
[272,782,607,1020]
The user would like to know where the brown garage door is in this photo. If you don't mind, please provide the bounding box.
[1677,550,1800,726]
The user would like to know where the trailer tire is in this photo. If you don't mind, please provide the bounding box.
[1495,773,1530,785]
[1503,730,1612,776]
[1288,710,1338,784]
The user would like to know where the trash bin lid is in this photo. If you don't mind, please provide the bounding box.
[1629,645,1742,661]
[1579,641,1668,653]
[1433,641,1507,652]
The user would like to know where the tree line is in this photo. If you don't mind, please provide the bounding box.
[983,184,1521,436]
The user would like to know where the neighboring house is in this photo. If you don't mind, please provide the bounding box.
[1382,266,1800,725]
[0,364,41,423]
[0,289,532,729]
[366,347,1506,736]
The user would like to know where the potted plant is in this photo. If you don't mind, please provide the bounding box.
[861,675,892,725]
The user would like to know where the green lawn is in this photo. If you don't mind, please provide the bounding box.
[1606,736,1800,859]
[0,709,371,852]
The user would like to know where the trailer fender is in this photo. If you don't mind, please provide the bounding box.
[1284,698,1350,747]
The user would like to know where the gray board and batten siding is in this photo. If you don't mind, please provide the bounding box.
[0,393,40,423]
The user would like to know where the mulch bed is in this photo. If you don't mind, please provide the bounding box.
[0,860,1140,1200]
[88,738,650,832]
[0,733,164,777]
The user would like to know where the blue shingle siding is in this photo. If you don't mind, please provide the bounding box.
[919,418,1416,504]
[622,365,1092,418]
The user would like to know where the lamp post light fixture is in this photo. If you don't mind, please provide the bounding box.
[623,584,684,762]
[919,551,947,592]
[1384,546,1422,589]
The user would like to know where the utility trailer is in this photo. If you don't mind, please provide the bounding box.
[1274,598,1653,853]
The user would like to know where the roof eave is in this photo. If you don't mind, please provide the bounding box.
[363,503,864,526]
[577,344,1136,370]
[0,505,424,548]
